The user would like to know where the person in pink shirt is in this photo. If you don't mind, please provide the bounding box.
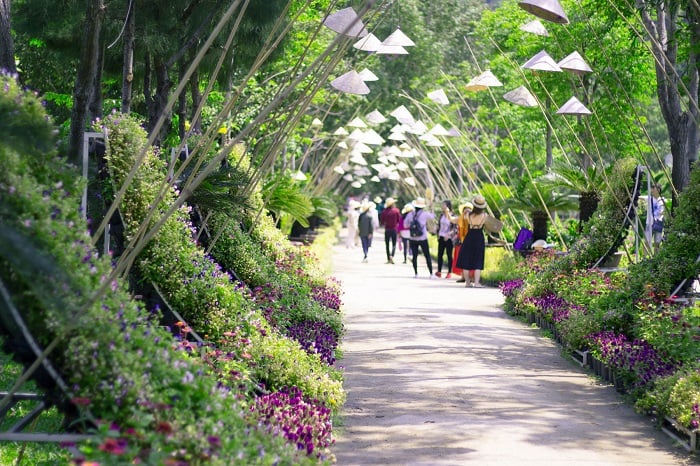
[379,197,401,264]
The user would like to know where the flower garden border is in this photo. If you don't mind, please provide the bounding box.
[525,310,699,452]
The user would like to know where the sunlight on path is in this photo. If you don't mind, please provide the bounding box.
[330,229,689,466]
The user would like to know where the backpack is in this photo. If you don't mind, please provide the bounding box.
[513,227,533,251]
[409,212,423,238]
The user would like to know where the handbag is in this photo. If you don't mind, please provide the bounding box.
[652,219,663,233]
[483,215,503,234]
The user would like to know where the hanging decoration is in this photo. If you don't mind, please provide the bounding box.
[465,70,503,91]
[331,70,370,95]
[503,86,539,107]
[353,33,382,51]
[390,105,415,124]
[358,68,379,81]
[557,51,593,75]
[521,50,562,72]
[520,19,549,36]
[427,89,450,105]
[323,7,369,37]
[556,96,592,115]
[517,0,569,24]
[382,28,416,47]
[365,109,387,124]
[347,117,368,128]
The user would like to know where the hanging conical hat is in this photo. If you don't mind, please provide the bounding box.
[351,181,362,188]
[323,7,369,37]
[503,86,539,107]
[391,105,415,124]
[465,70,503,91]
[311,118,323,127]
[414,161,428,170]
[353,33,382,52]
[520,19,549,36]
[383,28,416,47]
[557,51,593,75]
[360,129,385,145]
[370,175,381,182]
[407,120,428,135]
[333,165,345,174]
[358,68,379,81]
[521,50,562,72]
[446,127,461,137]
[517,0,569,25]
[331,70,370,95]
[556,96,592,115]
[347,117,367,128]
[404,176,416,187]
[333,126,349,136]
[427,124,450,136]
[365,109,387,124]
[376,44,409,55]
[427,89,449,105]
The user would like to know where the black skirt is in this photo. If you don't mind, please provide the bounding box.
[455,227,485,270]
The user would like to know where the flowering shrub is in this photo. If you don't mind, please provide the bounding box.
[251,387,334,459]
[586,331,677,389]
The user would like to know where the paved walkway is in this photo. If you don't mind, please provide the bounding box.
[330,230,695,465]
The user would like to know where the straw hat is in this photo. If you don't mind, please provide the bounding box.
[413,197,427,209]
[349,200,361,209]
[360,202,371,212]
[459,201,474,213]
[472,195,487,209]
[401,204,414,214]
[385,197,396,207]
[374,196,382,204]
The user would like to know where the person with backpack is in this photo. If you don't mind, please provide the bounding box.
[358,201,374,263]
[403,197,436,278]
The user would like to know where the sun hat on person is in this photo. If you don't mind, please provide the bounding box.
[360,201,371,212]
[385,197,396,207]
[374,196,382,204]
[401,204,414,214]
[349,199,361,209]
[459,201,474,213]
[472,195,487,209]
[413,197,427,209]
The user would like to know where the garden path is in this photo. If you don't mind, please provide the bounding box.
[330,228,695,465]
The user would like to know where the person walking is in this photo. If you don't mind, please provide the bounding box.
[435,200,457,279]
[399,203,413,264]
[358,202,374,263]
[345,199,360,249]
[455,195,488,287]
[650,183,665,253]
[379,197,401,264]
[404,197,435,278]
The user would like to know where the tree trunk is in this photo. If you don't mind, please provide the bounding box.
[579,190,599,231]
[88,44,104,123]
[67,0,105,167]
[190,67,202,133]
[147,58,171,145]
[0,0,16,74]
[638,2,699,204]
[121,0,135,113]
[532,210,548,241]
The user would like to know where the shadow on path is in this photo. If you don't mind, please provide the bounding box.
[330,230,695,465]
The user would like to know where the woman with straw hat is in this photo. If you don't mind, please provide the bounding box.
[452,201,473,282]
[455,195,488,287]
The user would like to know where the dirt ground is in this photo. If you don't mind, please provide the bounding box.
[329,230,697,465]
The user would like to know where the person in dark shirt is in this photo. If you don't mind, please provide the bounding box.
[358,202,374,263]
[379,197,401,264]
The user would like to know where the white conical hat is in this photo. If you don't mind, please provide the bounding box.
[347,117,367,128]
[556,96,592,115]
[517,0,569,25]
[333,126,349,136]
[557,51,593,75]
[427,124,450,136]
[503,86,539,107]
[427,89,449,105]
[353,33,382,52]
[521,50,562,72]
[376,44,409,55]
[390,105,415,124]
[465,70,503,91]
[520,19,549,36]
[323,7,368,37]
[358,68,379,81]
[365,109,387,124]
[383,28,415,47]
[331,70,371,95]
